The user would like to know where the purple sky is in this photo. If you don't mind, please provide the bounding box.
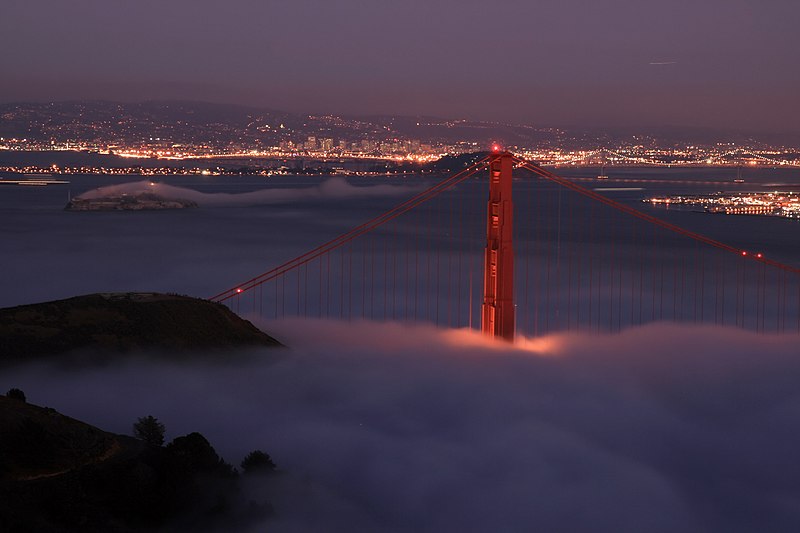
[2,0,798,131]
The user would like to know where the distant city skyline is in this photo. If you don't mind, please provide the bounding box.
[2,0,799,132]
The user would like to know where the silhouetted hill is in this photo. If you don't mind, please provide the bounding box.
[0,292,281,365]
[0,395,122,482]
[0,395,273,531]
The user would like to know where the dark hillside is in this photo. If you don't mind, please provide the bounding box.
[0,395,123,482]
[0,396,273,531]
[0,292,281,364]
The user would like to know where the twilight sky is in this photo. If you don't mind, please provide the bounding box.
[1,0,798,131]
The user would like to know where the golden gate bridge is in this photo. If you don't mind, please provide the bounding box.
[210,150,800,340]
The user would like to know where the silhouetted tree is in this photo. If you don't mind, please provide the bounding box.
[240,450,276,474]
[166,432,236,477]
[6,388,26,402]
[133,415,165,446]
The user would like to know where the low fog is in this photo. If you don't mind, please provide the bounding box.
[6,320,800,532]
[77,178,419,206]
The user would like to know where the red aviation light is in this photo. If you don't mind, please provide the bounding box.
[492,144,501,152]
[236,288,243,293]
[756,253,763,259]
[741,251,748,256]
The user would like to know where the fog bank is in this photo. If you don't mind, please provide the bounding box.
[77,177,419,206]
[5,321,800,532]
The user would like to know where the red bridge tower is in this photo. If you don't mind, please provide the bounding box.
[481,151,515,341]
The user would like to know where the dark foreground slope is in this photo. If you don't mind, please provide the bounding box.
[0,293,281,364]
[0,396,273,531]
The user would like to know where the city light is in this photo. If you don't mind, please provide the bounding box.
[647,192,800,220]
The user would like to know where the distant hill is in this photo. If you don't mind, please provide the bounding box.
[0,292,282,365]
[0,395,273,530]
[0,100,297,145]
[3,100,798,151]
[0,99,562,148]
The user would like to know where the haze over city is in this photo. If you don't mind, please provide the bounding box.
[2,0,799,132]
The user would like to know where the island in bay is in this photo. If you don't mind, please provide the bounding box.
[65,192,198,211]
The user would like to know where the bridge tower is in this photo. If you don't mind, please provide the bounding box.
[481,151,515,341]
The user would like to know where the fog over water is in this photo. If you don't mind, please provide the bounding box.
[3,166,799,310]
[2,168,800,531]
[76,177,419,206]
[0,173,429,307]
[5,321,800,532]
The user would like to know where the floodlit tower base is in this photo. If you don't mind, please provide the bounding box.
[481,151,515,341]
